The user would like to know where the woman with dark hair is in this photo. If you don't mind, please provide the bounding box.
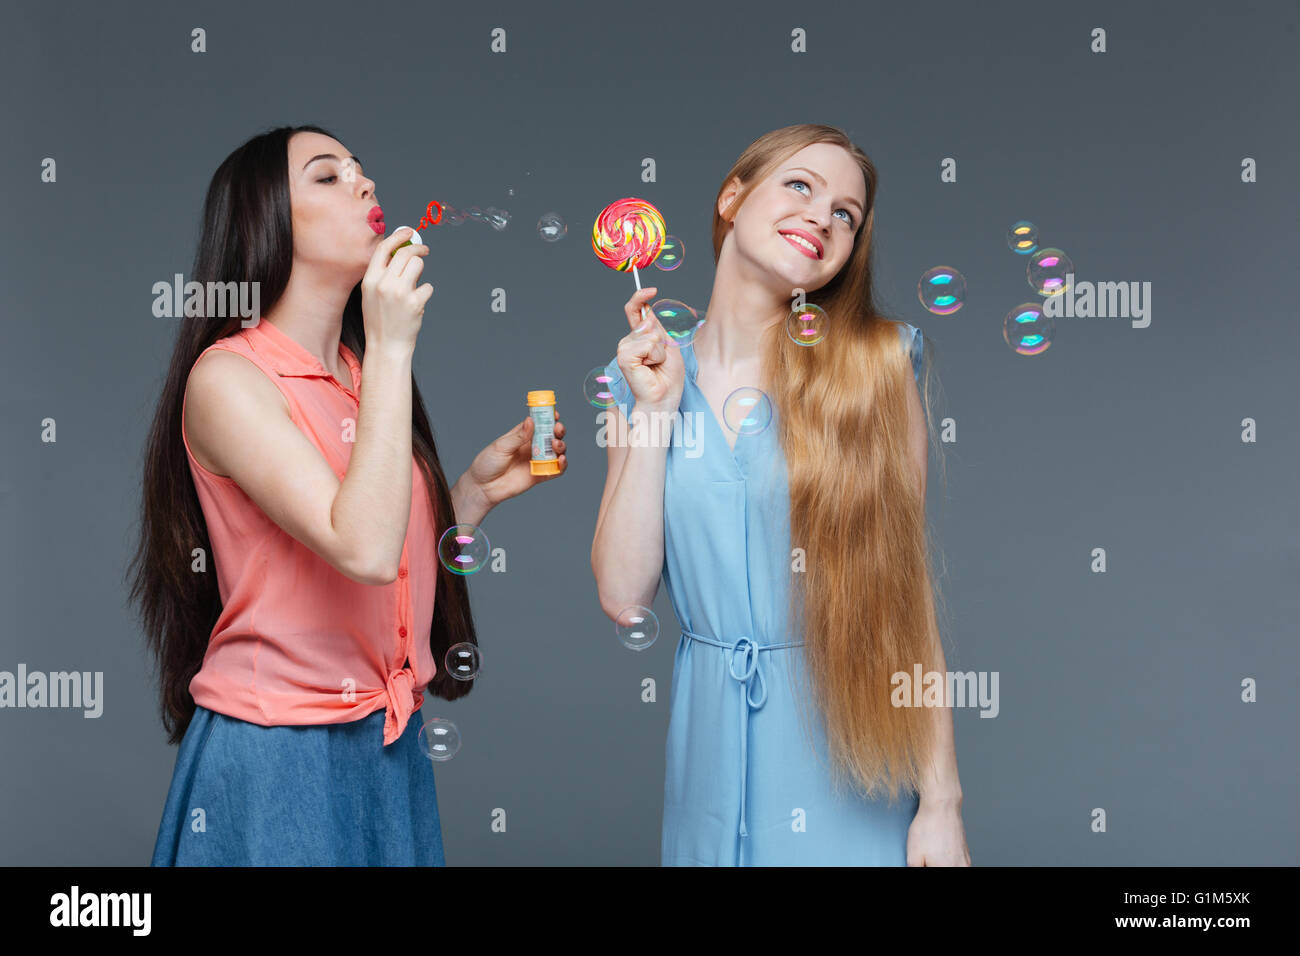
[128,125,565,865]
[593,125,970,865]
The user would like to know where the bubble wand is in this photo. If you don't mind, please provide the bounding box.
[393,200,445,252]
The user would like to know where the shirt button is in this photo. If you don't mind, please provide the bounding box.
[398,567,408,579]
[398,626,407,638]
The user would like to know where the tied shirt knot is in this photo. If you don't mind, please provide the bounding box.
[382,664,421,747]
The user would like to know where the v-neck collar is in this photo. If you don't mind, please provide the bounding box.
[683,339,750,470]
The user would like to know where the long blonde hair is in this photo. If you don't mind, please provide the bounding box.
[711,124,950,803]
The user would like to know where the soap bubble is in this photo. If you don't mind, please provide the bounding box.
[483,207,510,231]
[654,235,685,271]
[418,718,461,761]
[538,212,567,242]
[444,642,482,681]
[918,266,966,315]
[786,303,827,346]
[723,387,773,435]
[1007,220,1038,255]
[1003,302,1055,356]
[1028,248,1073,296]
[651,298,705,347]
[616,605,659,651]
[584,366,619,408]
[438,524,490,575]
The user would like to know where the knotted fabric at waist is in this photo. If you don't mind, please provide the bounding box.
[679,627,805,839]
[381,664,422,747]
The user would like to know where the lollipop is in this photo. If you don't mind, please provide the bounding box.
[593,197,668,326]
[593,198,667,274]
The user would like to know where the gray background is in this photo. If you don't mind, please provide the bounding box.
[2,0,1297,865]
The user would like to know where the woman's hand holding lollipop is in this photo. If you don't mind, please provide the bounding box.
[616,286,684,414]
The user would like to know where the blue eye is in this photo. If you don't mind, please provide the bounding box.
[786,179,855,228]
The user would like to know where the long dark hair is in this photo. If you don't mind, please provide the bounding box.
[126,124,477,745]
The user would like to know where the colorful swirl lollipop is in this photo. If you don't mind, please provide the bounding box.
[592,198,667,273]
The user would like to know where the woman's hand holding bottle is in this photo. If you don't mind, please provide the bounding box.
[360,227,432,357]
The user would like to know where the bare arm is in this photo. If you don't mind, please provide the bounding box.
[591,401,674,618]
[185,342,414,586]
[591,285,685,620]
[329,340,413,582]
[450,475,491,528]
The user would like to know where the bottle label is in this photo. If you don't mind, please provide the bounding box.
[530,405,555,460]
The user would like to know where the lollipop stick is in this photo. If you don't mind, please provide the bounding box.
[632,264,651,324]
[626,224,650,322]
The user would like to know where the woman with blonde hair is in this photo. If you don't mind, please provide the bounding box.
[592,124,970,865]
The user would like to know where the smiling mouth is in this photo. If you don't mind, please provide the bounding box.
[780,232,822,259]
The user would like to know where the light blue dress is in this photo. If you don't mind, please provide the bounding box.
[603,321,926,866]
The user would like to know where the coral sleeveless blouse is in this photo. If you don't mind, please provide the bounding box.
[180,318,439,746]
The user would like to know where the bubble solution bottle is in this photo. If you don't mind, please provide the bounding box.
[527,390,561,476]
[389,229,421,258]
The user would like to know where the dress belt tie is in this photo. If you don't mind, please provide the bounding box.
[680,627,805,839]
[382,665,419,747]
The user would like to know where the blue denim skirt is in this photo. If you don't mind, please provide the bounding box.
[151,704,444,866]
